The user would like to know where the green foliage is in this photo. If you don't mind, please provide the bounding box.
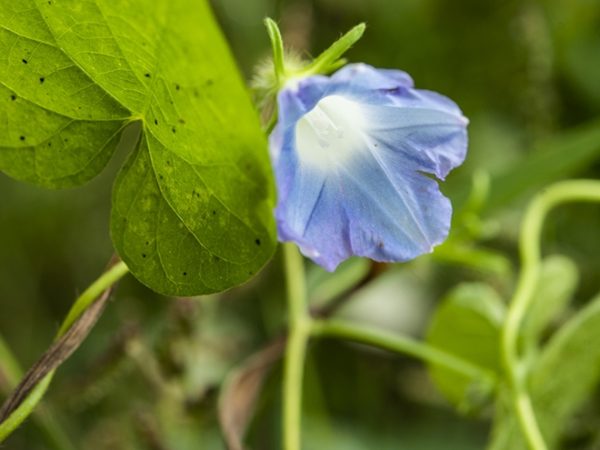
[2,0,600,449]
[543,0,600,108]
[490,293,600,450]
[0,0,275,295]
[532,292,600,447]
[483,121,600,212]
[426,283,504,412]
[521,255,579,353]
[428,255,588,449]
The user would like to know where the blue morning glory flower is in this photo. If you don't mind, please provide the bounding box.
[270,63,468,271]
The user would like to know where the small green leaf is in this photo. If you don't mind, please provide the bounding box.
[521,255,579,352]
[426,283,505,412]
[489,292,600,450]
[264,18,285,84]
[301,23,366,76]
[532,292,600,447]
[0,0,276,295]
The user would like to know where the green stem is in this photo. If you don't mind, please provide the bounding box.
[0,261,130,443]
[501,180,600,450]
[0,373,54,443]
[282,244,311,450]
[0,337,75,450]
[311,318,496,385]
[58,261,129,338]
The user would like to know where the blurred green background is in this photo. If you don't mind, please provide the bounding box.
[1,0,600,448]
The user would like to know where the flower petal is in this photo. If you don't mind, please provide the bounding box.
[331,63,414,90]
[270,64,468,270]
[361,101,468,179]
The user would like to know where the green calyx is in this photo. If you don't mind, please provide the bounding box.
[262,18,366,91]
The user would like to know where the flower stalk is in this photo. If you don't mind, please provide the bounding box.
[282,243,311,450]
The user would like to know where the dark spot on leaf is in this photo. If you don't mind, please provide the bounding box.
[212,210,216,215]
[159,174,164,180]
[255,238,261,246]
[142,253,147,258]
[48,142,52,147]
[19,136,25,141]
[64,138,69,143]
[213,256,219,262]
[193,89,199,97]
[39,77,45,84]
[145,241,150,245]
[22,59,28,64]
[10,95,16,101]
[154,119,158,125]
[178,118,185,124]
[171,127,176,134]
[175,84,180,91]
[205,79,214,86]
[166,160,171,165]
[183,272,187,276]
[144,73,151,78]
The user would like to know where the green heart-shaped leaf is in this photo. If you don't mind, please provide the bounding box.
[0,0,276,295]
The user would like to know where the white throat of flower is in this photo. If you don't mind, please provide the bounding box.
[295,95,366,169]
